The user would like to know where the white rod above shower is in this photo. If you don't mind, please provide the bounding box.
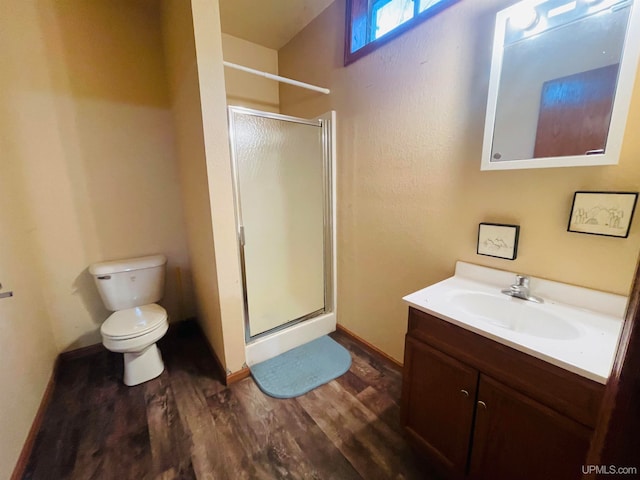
[223,61,330,95]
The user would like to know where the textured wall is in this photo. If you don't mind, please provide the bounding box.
[162,0,246,373]
[279,0,640,362]
[0,29,58,470]
[222,34,280,112]
[191,0,246,373]
[0,169,57,480]
[162,0,228,367]
[1,0,195,352]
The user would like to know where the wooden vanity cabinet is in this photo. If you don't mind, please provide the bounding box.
[469,375,592,480]
[401,307,604,480]
[401,337,477,475]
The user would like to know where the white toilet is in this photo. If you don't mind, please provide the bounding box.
[89,254,169,386]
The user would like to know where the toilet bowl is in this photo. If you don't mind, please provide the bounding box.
[100,304,169,386]
[89,254,169,387]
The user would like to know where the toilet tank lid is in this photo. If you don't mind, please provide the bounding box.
[89,254,167,276]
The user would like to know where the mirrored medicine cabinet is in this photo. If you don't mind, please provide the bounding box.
[481,0,640,170]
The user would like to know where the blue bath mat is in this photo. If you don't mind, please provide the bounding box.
[250,335,352,399]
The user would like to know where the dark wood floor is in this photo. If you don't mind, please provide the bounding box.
[23,321,438,480]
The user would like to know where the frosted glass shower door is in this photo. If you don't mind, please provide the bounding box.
[230,109,326,338]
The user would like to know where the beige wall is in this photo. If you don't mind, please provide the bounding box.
[222,34,280,112]
[0,82,57,477]
[0,172,57,480]
[192,0,247,373]
[0,0,198,472]
[1,0,196,352]
[162,0,246,373]
[279,0,640,363]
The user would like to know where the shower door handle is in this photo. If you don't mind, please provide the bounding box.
[239,226,246,246]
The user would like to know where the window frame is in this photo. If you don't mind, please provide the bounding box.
[344,0,461,66]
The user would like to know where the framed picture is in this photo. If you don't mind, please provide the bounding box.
[568,191,638,238]
[477,223,520,260]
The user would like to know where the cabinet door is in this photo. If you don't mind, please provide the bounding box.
[401,337,478,474]
[470,375,592,480]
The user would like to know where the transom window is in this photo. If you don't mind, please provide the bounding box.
[345,0,459,65]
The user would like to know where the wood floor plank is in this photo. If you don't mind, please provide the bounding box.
[154,466,198,480]
[334,369,370,397]
[74,374,152,479]
[161,322,233,478]
[356,385,404,437]
[145,373,196,479]
[168,367,226,479]
[24,354,105,479]
[23,321,431,480]
[296,380,428,480]
[331,331,403,400]
[229,379,328,479]
[204,384,268,479]
[160,322,226,399]
[99,424,153,480]
[252,384,363,480]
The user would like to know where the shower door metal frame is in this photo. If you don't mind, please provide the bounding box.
[227,106,334,344]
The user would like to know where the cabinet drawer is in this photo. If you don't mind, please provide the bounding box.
[407,307,604,428]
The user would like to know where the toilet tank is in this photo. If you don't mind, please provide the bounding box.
[89,254,167,311]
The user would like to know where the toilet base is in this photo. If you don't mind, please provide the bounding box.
[123,343,164,386]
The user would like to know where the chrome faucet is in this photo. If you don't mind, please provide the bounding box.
[501,274,543,303]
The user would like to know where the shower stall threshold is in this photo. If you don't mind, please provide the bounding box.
[244,312,336,366]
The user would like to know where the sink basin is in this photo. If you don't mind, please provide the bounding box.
[446,291,581,340]
[403,262,627,383]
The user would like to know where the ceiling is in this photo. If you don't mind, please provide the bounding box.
[218,0,336,50]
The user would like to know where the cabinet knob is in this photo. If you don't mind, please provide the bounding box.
[477,400,487,410]
[460,389,469,397]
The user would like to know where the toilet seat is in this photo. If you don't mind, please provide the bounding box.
[101,304,167,340]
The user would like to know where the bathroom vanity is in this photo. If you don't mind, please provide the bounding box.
[401,262,626,480]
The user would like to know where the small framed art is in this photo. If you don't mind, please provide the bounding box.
[477,223,520,260]
[568,191,638,238]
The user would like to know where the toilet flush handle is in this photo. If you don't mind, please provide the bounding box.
[97,275,111,280]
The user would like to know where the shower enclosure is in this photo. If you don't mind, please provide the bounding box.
[227,107,336,365]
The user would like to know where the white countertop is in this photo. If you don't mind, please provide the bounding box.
[402,262,627,384]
